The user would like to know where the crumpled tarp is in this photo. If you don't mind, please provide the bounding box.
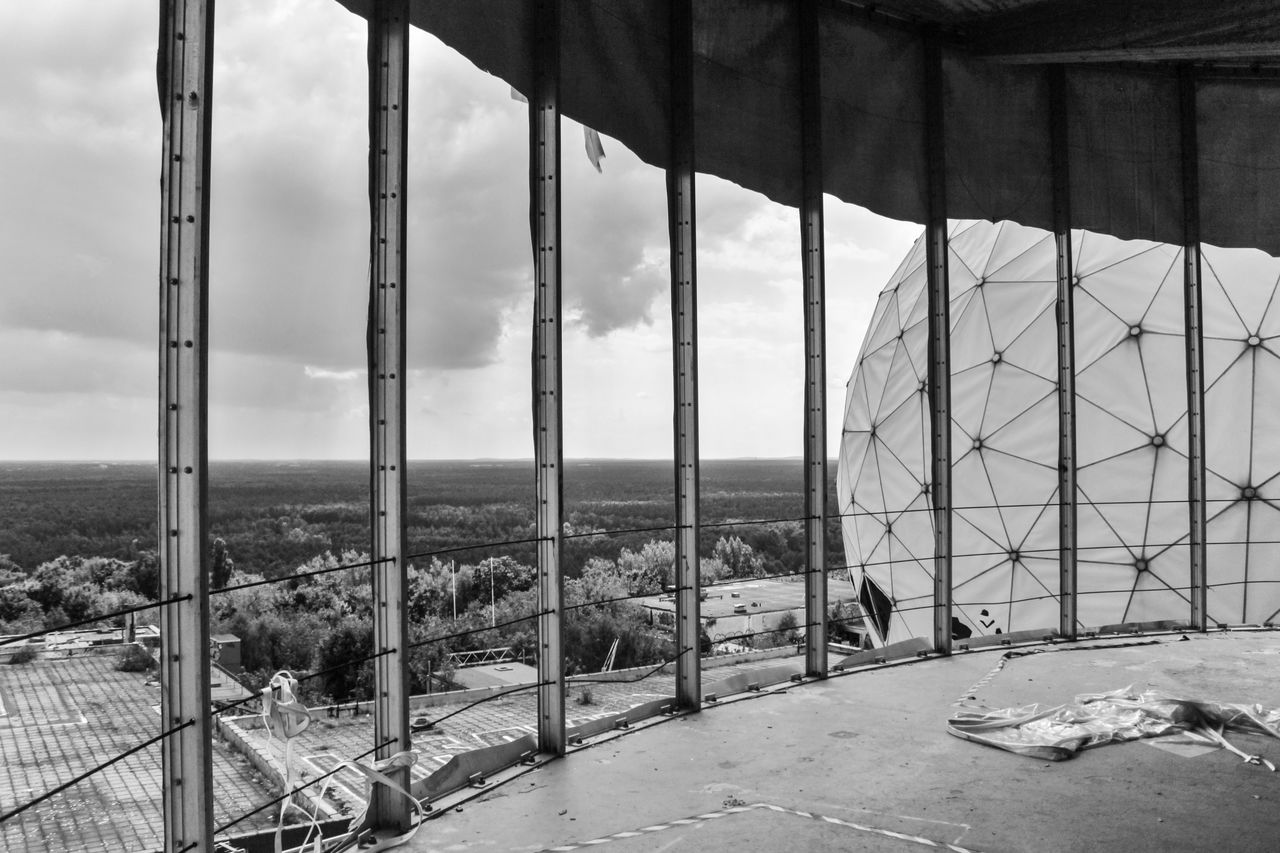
[948,686,1280,767]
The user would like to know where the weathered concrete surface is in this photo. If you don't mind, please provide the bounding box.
[407,632,1280,853]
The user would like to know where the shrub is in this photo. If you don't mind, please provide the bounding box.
[115,643,155,673]
[7,646,37,665]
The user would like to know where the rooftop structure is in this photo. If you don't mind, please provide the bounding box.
[9,1,1280,851]
[640,575,864,648]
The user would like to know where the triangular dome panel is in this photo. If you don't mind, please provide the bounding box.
[839,220,1280,646]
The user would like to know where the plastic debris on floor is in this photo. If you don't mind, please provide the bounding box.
[948,686,1280,769]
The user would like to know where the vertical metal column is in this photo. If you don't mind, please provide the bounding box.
[158,2,214,850]
[923,36,953,654]
[1049,67,1078,640]
[799,0,828,677]
[367,0,410,830]
[1179,65,1208,631]
[532,0,566,755]
[669,0,702,708]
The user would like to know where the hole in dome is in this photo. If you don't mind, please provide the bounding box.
[1248,335,1262,347]
[859,575,892,642]
[1151,434,1165,447]
[1129,325,1142,337]
[1243,486,1258,500]
[991,352,1002,364]
[973,438,983,450]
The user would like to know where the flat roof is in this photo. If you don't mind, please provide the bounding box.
[400,631,1280,853]
[449,662,540,690]
[0,651,276,853]
[641,576,861,618]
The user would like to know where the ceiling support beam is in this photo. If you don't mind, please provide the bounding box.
[1049,67,1078,641]
[923,34,953,655]
[158,2,215,851]
[669,0,702,710]
[799,0,828,678]
[532,0,566,756]
[367,0,411,830]
[1180,65,1208,633]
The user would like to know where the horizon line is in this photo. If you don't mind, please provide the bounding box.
[0,455,840,464]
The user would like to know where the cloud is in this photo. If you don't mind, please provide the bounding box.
[560,127,670,337]
[0,0,923,460]
[0,330,150,398]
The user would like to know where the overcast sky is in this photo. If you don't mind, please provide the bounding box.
[0,0,920,461]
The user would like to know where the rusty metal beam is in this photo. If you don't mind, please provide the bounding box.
[923,34,953,655]
[367,0,411,830]
[799,0,828,677]
[669,0,701,710]
[532,0,566,756]
[1180,65,1208,632]
[158,1,215,850]
[1049,66,1078,640]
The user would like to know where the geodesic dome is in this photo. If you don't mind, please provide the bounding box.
[838,220,1280,647]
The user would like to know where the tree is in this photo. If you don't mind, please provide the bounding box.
[315,618,374,701]
[0,587,41,633]
[210,538,233,590]
[616,540,674,594]
[129,550,159,600]
[712,536,765,579]
[0,554,26,587]
[477,556,534,601]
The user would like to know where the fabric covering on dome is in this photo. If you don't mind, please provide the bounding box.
[838,220,1280,646]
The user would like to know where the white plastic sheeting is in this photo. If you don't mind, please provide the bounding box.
[838,220,1280,645]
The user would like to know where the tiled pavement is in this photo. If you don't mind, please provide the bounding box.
[0,653,277,853]
[223,652,805,818]
[0,650,803,853]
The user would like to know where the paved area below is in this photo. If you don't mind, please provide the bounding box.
[0,651,277,853]
[222,653,805,822]
[402,631,1280,853]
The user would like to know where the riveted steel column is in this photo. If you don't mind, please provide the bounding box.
[669,0,701,709]
[367,0,410,829]
[1049,67,1078,640]
[923,35,953,654]
[158,1,214,850]
[1179,65,1208,632]
[799,0,828,676]
[532,0,566,755]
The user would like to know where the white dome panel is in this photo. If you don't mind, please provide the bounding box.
[839,220,1280,646]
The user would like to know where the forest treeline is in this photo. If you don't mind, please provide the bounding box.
[0,459,851,702]
[1,534,860,703]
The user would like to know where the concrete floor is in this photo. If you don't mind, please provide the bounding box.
[406,631,1280,853]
